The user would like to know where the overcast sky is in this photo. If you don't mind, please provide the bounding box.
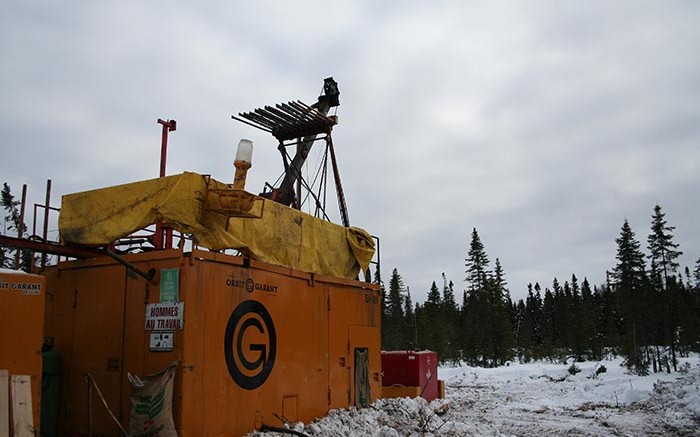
[2,1,699,302]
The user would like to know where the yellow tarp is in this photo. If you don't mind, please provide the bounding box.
[59,172,375,280]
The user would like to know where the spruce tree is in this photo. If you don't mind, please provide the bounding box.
[541,286,555,358]
[527,285,544,359]
[441,274,460,364]
[459,291,469,362]
[611,219,649,374]
[422,281,446,357]
[462,229,513,366]
[599,282,619,355]
[489,259,514,366]
[494,259,507,298]
[441,273,457,311]
[377,269,390,349]
[414,302,425,348]
[514,297,530,362]
[1,183,32,271]
[463,228,493,365]
[462,283,484,365]
[385,268,407,350]
[1,183,24,236]
[403,287,416,349]
[580,278,601,359]
[647,205,682,289]
[1,183,20,269]
[551,278,567,354]
[427,280,441,304]
[683,267,692,290]
[569,274,585,361]
[465,228,490,291]
[647,205,684,370]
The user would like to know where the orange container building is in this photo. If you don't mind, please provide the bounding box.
[42,248,381,436]
[2,79,381,436]
[0,270,46,434]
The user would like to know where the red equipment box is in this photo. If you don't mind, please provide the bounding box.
[381,350,439,401]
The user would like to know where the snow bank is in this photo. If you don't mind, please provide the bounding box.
[440,356,693,411]
[247,355,700,436]
[0,268,29,274]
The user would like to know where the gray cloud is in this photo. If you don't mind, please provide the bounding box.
[1,1,698,301]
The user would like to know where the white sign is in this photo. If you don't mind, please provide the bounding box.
[0,276,42,295]
[145,302,184,330]
[149,331,174,352]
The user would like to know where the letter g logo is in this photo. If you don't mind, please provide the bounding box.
[224,300,277,390]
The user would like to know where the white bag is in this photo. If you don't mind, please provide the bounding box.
[127,361,179,437]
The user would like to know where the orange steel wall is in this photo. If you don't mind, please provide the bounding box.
[43,249,380,436]
[0,271,46,431]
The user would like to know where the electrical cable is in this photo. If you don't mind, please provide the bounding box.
[84,373,129,437]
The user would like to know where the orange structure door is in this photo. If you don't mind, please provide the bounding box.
[60,265,127,436]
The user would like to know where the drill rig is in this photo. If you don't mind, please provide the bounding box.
[232,77,350,227]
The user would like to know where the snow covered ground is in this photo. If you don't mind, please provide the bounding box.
[248,354,700,436]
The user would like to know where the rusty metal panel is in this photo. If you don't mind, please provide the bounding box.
[178,257,205,437]
[328,285,381,409]
[43,250,380,437]
[0,271,45,433]
[185,260,330,436]
[61,264,125,435]
[349,325,381,406]
[328,287,351,409]
[44,250,184,436]
[119,254,185,429]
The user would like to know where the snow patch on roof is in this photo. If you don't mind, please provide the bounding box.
[0,268,29,275]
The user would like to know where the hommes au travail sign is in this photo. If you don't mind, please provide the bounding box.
[145,302,184,330]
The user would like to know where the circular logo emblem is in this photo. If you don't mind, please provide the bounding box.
[224,300,276,390]
[245,278,254,293]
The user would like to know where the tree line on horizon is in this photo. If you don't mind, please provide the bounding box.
[380,204,700,375]
[4,182,699,375]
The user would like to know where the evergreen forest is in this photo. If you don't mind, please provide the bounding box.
[3,183,699,375]
[381,205,700,375]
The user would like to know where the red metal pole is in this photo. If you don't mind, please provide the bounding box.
[158,120,170,178]
[156,119,176,249]
[164,224,174,249]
